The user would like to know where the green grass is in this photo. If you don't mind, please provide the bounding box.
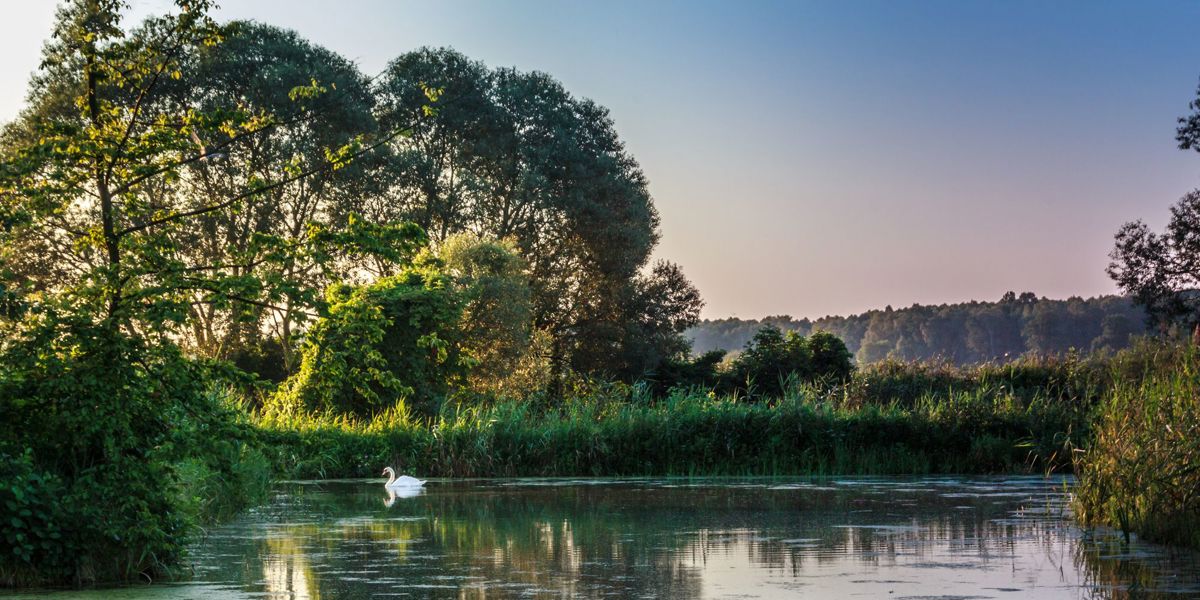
[254,381,1085,479]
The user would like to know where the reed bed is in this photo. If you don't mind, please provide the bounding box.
[1073,344,1200,548]
[255,384,1084,479]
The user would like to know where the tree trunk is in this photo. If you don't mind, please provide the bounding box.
[84,17,122,325]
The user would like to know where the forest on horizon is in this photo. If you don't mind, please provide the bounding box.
[687,292,1148,364]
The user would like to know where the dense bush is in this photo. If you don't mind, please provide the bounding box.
[269,266,469,419]
[649,326,856,399]
[0,316,268,586]
[835,354,1104,409]
[649,349,727,397]
[0,451,68,584]
[725,326,855,398]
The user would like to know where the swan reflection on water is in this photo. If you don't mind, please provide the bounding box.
[384,482,425,506]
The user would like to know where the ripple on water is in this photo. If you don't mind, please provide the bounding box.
[6,476,1199,600]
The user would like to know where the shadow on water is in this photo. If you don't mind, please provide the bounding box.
[10,476,1200,599]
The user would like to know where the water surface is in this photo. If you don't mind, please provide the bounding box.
[15,476,1200,599]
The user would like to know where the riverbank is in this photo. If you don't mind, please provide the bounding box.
[251,343,1200,550]
[254,370,1090,480]
[5,343,1193,589]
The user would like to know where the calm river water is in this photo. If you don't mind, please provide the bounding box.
[13,476,1200,599]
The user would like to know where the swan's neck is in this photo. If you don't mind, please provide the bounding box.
[385,469,395,486]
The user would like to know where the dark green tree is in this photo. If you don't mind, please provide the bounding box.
[728,325,812,398]
[374,48,693,386]
[806,330,854,382]
[1108,191,1200,339]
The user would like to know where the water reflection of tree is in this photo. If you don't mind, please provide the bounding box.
[262,534,321,600]
[188,479,1196,599]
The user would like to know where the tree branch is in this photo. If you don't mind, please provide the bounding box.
[118,120,420,237]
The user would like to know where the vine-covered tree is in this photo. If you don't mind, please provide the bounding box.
[438,233,535,395]
[270,260,469,418]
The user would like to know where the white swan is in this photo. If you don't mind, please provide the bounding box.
[382,466,425,488]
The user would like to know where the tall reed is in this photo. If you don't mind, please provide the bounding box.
[1073,344,1200,548]
[255,383,1082,479]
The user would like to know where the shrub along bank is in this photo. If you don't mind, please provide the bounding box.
[0,320,271,587]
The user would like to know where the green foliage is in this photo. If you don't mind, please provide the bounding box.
[807,331,854,382]
[255,344,1175,482]
[375,48,697,383]
[726,326,854,398]
[836,353,1105,410]
[0,0,234,332]
[0,3,307,586]
[0,314,268,586]
[650,349,726,397]
[0,451,68,584]
[439,233,536,395]
[254,379,1079,480]
[606,260,705,381]
[271,265,468,418]
[1073,343,1200,548]
[1109,191,1200,337]
[728,326,812,397]
[307,214,429,281]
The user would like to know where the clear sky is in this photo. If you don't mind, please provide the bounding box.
[4,1,1200,319]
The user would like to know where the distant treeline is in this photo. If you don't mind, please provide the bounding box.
[687,292,1149,364]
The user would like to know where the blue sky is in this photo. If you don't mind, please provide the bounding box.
[4,1,1200,319]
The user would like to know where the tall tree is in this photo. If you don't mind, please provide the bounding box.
[155,21,380,366]
[1108,191,1200,338]
[0,0,356,582]
[1110,79,1200,340]
[0,5,420,347]
[375,48,695,383]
